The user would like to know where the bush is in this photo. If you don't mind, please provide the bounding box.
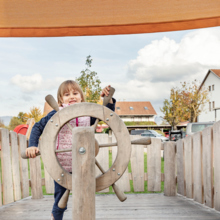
[124,121,157,126]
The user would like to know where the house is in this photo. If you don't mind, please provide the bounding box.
[115,101,157,122]
[198,69,220,122]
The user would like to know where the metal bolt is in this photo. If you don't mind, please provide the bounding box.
[117,173,120,176]
[61,174,64,177]
[106,118,109,121]
[110,113,113,116]
[79,147,86,155]
[56,124,58,127]
[50,120,53,122]
[58,179,60,181]
[113,168,115,171]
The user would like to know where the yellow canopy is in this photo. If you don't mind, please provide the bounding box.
[1,0,220,37]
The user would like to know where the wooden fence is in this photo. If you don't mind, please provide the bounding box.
[0,120,220,212]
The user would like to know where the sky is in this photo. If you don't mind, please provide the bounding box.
[1,26,220,124]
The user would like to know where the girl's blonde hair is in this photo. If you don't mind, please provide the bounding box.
[57,80,85,106]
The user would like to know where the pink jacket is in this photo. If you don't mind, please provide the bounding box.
[56,104,90,172]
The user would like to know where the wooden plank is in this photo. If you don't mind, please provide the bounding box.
[18,134,29,198]
[112,133,130,192]
[130,135,144,192]
[202,126,214,208]
[184,135,193,198]
[176,139,185,196]
[213,120,220,211]
[26,118,35,140]
[95,133,109,192]
[193,131,203,204]
[44,167,54,194]
[0,128,14,205]
[10,131,22,201]
[29,155,43,199]
[0,133,3,206]
[72,127,95,220]
[164,141,176,196]
[147,138,161,192]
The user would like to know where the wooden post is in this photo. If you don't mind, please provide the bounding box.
[0,128,14,205]
[72,127,95,220]
[176,139,185,196]
[164,141,176,196]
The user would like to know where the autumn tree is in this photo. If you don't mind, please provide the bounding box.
[160,88,185,130]
[8,117,23,130]
[161,80,210,128]
[179,80,209,122]
[76,55,102,103]
[27,106,44,122]
[17,112,28,123]
[0,119,5,128]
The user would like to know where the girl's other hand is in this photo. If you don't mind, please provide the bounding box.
[26,147,39,158]
[101,85,111,97]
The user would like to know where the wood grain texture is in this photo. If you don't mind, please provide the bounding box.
[193,131,203,204]
[18,134,29,198]
[44,168,54,194]
[29,154,43,199]
[0,128,14,205]
[112,134,130,192]
[176,139,185,196]
[184,135,193,198]
[10,131,22,201]
[72,127,95,220]
[164,141,176,196]
[95,133,109,192]
[202,126,214,208]
[130,135,145,192]
[213,120,220,211]
[147,138,161,192]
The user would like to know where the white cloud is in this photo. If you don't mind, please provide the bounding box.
[127,28,220,84]
[10,74,67,93]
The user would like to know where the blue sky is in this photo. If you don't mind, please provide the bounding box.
[1,26,220,124]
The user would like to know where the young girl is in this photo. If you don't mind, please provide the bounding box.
[26,80,116,220]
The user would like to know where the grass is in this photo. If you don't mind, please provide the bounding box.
[0,151,165,197]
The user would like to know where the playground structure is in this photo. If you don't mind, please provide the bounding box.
[1,94,220,218]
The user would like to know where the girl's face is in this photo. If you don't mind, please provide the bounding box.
[61,89,82,105]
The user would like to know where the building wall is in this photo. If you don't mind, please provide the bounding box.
[198,73,220,122]
[120,116,155,122]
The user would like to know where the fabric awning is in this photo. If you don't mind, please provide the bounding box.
[0,0,220,37]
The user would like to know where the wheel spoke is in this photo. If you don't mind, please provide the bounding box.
[92,118,99,132]
[55,148,72,153]
[95,159,105,174]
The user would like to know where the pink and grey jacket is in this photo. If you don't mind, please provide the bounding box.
[56,104,90,172]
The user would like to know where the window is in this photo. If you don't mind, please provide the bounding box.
[144,107,148,110]
[209,102,211,111]
[130,107,134,110]
[213,101,215,109]
[212,84,215,91]
[116,107,120,110]
[209,86,211,91]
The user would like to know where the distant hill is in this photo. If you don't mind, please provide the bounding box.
[0,116,12,126]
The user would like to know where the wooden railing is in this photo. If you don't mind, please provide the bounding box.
[0,120,219,212]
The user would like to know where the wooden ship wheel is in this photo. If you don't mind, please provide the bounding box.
[40,100,132,193]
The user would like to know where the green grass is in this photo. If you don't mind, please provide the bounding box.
[0,151,164,197]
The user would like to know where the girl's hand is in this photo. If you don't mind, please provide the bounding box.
[101,85,111,97]
[101,85,113,103]
[26,147,39,158]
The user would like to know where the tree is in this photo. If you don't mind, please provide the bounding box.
[17,112,28,123]
[0,119,5,128]
[160,88,184,130]
[179,80,209,122]
[160,80,210,128]
[27,106,44,122]
[8,117,23,131]
[76,55,102,103]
